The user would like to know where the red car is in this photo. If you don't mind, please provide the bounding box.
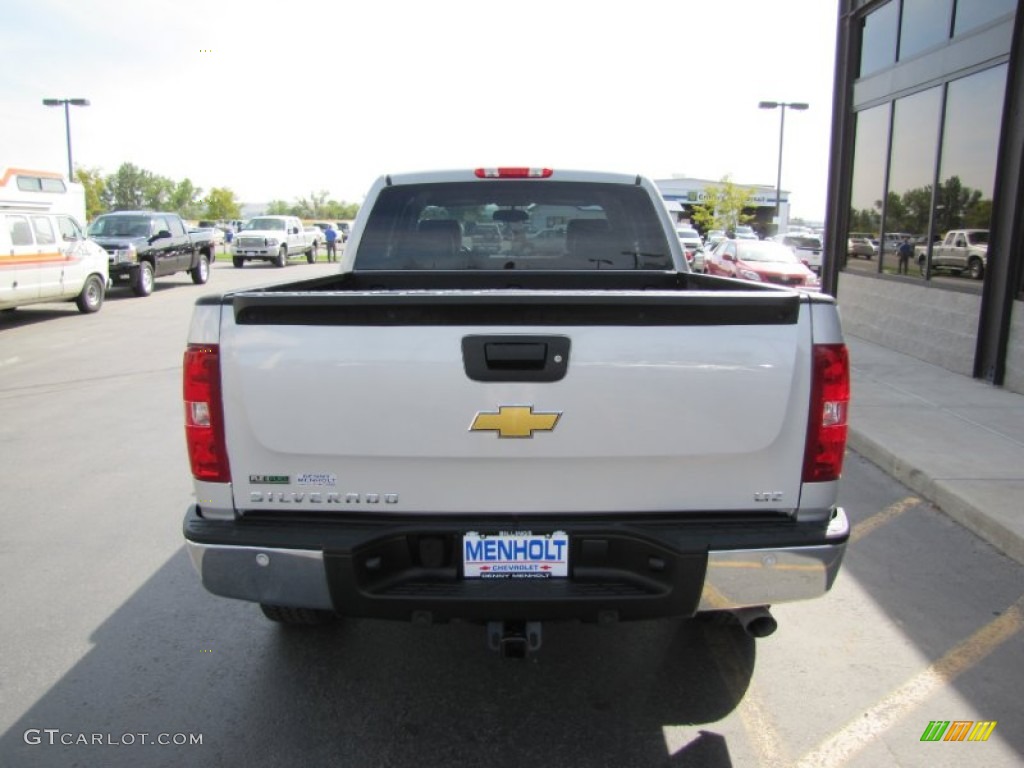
[706,239,821,290]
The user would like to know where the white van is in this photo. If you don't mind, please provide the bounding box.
[1,167,109,314]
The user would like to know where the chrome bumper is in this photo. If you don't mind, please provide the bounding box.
[698,507,849,610]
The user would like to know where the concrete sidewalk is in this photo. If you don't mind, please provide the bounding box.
[845,335,1024,565]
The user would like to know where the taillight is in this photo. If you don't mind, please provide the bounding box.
[803,343,849,483]
[183,344,231,483]
[474,167,553,179]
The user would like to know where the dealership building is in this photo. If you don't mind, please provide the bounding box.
[655,177,795,235]
[823,0,1023,392]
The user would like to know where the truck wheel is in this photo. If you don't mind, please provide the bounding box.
[132,261,154,297]
[75,274,105,313]
[191,254,210,284]
[276,246,287,268]
[260,604,336,625]
[232,256,244,268]
[967,257,984,280]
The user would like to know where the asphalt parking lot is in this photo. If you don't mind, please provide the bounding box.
[1,261,1021,767]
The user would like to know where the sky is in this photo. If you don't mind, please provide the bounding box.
[3,0,839,220]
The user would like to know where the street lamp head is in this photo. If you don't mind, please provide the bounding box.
[42,98,90,107]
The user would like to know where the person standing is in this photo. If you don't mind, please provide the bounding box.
[897,235,913,275]
[325,224,338,262]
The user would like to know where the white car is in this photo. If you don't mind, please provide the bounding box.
[676,227,705,273]
[772,233,823,274]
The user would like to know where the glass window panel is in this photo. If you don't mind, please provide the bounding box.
[924,64,1007,282]
[844,103,890,272]
[32,216,56,245]
[899,0,952,60]
[885,87,943,276]
[954,0,1016,36]
[859,0,899,77]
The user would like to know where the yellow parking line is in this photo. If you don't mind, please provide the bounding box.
[794,594,1024,767]
[849,496,921,544]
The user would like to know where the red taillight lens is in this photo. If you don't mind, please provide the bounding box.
[183,344,231,483]
[474,167,553,179]
[803,343,850,483]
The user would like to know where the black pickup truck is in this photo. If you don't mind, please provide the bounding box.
[87,211,215,296]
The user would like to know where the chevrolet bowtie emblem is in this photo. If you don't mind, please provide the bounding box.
[470,405,562,438]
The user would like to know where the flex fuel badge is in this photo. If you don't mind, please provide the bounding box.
[249,475,289,484]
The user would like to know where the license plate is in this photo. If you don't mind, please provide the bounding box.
[463,531,569,579]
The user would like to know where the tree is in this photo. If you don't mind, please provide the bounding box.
[689,176,757,234]
[74,167,107,220]
[142,173,174,211]
[204,187,241,220]
[104,162,150,210]
[171,178,204,219]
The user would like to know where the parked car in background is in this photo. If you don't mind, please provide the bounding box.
[196,220,225,246]
[847,232,877,259]
[675,227,705,273]
[881,232,912,254]
[0,166,109,314]
[772,233,823,274]
[231,215,318,267]
[704,229,727,250]
[706,238,820,290]
[467,222,503,254]
[303,225,323,258]
[88,211,214,296]
[918,229,989,279]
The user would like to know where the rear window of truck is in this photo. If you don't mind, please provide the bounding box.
[354,180,674,270]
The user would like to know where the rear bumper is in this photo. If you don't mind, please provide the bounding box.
[183,506,848,622]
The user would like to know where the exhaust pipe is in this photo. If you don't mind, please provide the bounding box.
[730,606,778,638]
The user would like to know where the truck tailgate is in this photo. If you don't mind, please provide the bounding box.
[217,288,812,516]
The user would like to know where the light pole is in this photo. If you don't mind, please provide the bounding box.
[42,98,90,181]
[758,100,808,233]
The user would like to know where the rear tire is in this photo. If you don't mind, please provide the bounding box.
[132,261,154,297]
[191,254,210,284]
[260,604,336,625]
[75,274,105,313]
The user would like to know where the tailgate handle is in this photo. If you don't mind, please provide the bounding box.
[485,342,547,369]
[463,335,570,382]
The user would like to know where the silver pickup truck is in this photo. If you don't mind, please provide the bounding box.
[917,229,988,280]
[182,168,850,656]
